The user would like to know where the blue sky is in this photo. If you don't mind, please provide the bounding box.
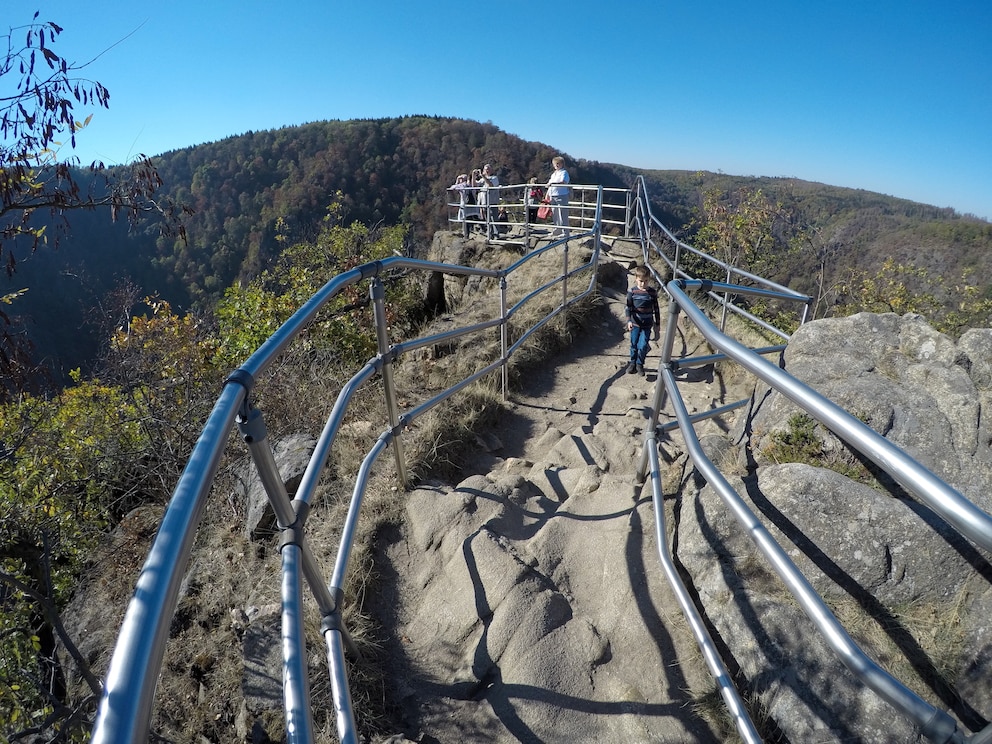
[21,0,992,220]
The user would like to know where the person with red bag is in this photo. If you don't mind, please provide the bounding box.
[526,177,545,223]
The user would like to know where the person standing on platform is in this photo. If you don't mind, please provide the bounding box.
[546,155,570,239]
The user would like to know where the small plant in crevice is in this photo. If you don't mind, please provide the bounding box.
[762,413,823,465]
[760,412,877,485]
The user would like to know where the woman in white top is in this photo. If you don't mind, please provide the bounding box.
[546,155,570,238]
[450,174,481,222]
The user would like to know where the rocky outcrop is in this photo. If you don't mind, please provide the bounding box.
[677,312,992,741]
[372,428,715,742]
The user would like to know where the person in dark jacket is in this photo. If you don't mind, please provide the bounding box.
[625,264,660,376]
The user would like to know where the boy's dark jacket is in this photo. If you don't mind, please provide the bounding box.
[626,285,660,329]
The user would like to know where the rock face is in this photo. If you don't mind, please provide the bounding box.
[373,450,714,742]
[678,312,992,741]
[373,301,992,742]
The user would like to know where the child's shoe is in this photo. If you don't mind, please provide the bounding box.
[626,361,637,374]
[637,364,645,376]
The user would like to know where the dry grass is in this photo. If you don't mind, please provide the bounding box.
[828,589,971,704]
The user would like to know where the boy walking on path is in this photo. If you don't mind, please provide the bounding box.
[625,265,661,376]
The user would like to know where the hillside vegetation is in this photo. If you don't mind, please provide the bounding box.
[4,117,990,383]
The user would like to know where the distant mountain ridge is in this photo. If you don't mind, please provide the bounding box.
[6,116,991,381]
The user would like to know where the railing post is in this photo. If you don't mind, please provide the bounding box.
[721,266,731,331]
[625,188,633,239]
[500,275,509,400]
[281,544,315,744]
[637,296,681,483]
[371,278,408,487]
[561,241,569,310]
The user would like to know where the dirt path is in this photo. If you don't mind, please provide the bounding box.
[372,238,753,742]
[467,237,731,477]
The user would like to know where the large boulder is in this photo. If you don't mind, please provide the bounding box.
[678,312,992,740]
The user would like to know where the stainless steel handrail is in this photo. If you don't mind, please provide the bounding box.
[641,271,992,743]
[629,175,813,333]
[658,363,964,743]
[92,189,605,743]
[91,173,992,743]
[447,183,627,238]
[669,279,992,552]
[625,181,992,741]
[643,430,762,744]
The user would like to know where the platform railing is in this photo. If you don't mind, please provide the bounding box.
[447,182,630,241]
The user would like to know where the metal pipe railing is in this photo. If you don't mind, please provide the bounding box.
[90,382,245,743]
[447,184,625,240]
[659,365,964,744]
[628,176,814,332]
[281,544,314,743]
[93,191,605,743]
[92,174,991,744]
[643,430,762,744]
[669,279,992,552]
[627,181,990,740]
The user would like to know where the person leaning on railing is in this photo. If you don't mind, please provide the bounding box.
[474,163,500,239]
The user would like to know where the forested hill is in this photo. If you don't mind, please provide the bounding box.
[7,116,991,381]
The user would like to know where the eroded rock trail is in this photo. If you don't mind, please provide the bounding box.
[372,240,741,742]
[372,235,992,743]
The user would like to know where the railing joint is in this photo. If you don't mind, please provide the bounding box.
[277,499,312,553]
[359,259,384,280]
[381,346,400,365]
[236,404,266,444]
[225,368,256,423]
[322,608,362,661]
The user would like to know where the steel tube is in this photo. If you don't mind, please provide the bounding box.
[670,280,992,552]
[644,432,762,744]
[282,545,315,743]
[294,361,379,508]
[372,278,407,486]
[325,630,358,744]
[91,383,245,742]
[329,434,390,592]
[655,398,749,434]
[661,367,963,743]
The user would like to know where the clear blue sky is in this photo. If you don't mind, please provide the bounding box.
[22,0,992,220]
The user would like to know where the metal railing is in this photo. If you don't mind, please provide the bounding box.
[90,173,992,744]
[626,177,992,743]
[90,191,605,743]
[629,176,812,339]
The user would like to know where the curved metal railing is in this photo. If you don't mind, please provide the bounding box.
[91,193,605,743]
[625,180,992,742]
[89,174,992,744]
[629,175,812,338]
